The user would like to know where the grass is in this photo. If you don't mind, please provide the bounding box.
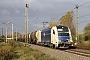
[0,40,56,60]
[14,45,55,60]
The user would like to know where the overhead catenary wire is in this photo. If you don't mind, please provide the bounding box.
[78,13,90,18]
[55,8,75,19]
[78,1,90,7]
[48,1,90,28]
[55,0,90,19]
[76,1,90,18]
[79,20,90,24]
[74,0,90,9]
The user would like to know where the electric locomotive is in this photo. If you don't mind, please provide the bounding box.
[41,25,73,48]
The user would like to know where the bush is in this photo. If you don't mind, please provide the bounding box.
[0,40,21,60]
[8,40,19,49]
[0,45,14,60]
[88,41,90,46]
[79,34,85,44]
[0,40,56,60]
[72,35,76,44]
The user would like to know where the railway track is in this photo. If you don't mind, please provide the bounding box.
[63,49,90,57]
[41,45,90,57]
[40,44,90,57]
[48,46,90,57]
[20,42,90,60]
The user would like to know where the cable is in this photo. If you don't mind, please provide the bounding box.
[80,21,89,24]
[46,0,90,22]
[79,20,90,24]
[55,8,74,20]
[56,1,90,19]
[73,1,90,9]
[78,14,90,18]
[78,1,90,7]
[53,1,90,21]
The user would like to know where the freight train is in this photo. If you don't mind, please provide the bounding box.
[28,25,73,48]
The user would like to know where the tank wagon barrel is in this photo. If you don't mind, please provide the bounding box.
[29,30,41,44]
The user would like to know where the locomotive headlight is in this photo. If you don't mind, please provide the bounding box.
[67,39,69,40]
[59,40,61,42]
[67,39,70,41]
[58,40,61,43]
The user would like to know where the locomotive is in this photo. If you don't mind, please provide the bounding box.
[28,25,73,48]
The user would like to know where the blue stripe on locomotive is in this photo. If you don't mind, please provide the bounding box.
[58,36,70,42]
[41,28,51,42]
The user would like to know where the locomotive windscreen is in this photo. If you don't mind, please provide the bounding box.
[57,25,69,32]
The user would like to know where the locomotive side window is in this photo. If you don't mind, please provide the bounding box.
[53,30,55,34]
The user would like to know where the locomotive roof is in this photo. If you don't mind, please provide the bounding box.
[42,28,51,32]
[41,25,68,32]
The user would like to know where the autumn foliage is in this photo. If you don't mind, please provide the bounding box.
[0,45,14,60]
[0,40,18,60]
[59,11,76,35]
[83,23,90,40]
[49,11,76,35]
[49,20,57,27]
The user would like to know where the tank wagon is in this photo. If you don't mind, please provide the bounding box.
[28,30,41,44]
[29,25,73,48]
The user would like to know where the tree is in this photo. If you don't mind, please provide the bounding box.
[83,23,90,40]
[8,32,22,39]
[49,20,57,27]
[13,32,22,38]
[0,35,5,42]
[59,11,76,35]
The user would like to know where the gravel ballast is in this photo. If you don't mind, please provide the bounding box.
[29,44,90,60]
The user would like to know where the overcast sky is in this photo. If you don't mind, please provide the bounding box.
[0,0,90,35]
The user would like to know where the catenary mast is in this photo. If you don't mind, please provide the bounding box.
[25,4,29,43]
